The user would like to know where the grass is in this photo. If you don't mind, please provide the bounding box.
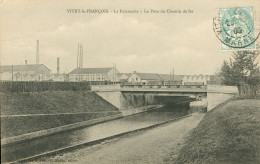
[0,91,120,138]
[0,91,118,115]
[1,112,118,138]
[176,99,260,164]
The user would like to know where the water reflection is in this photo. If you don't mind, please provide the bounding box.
[1,107,188,163]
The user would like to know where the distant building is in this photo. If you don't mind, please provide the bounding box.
[158,74,184,85]
[115,73,130,82]
[42,74,69,82]
[127,72,188,85]
[68,67,119,82]
[42,74,53,81]
[206,75,221,85]
[128,72,162,85]
[52,74,69,82]
[0,64,51,81]
[182,74,212,85]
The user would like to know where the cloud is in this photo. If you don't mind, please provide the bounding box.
[29,14,173,73]
[1,4,234,75]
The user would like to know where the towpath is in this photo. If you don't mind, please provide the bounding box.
[38,112,204,164]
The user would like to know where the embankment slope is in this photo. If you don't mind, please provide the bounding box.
[1,91,119,138]
[1,91,118,115]
[176,99,260,164]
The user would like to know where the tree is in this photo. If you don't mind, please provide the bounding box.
[218,60,235,85]
[218,50,260,86]
[246,68,260,85]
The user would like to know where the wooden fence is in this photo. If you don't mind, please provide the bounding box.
[238,85,260,98]
[0,81,92,92]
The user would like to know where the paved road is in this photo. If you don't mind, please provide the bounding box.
[38,113,204,164]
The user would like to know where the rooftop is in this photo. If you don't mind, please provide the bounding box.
[135,73,162,80]
[69,67,114,74]
[0,64,51,72]
[158,74,185,81]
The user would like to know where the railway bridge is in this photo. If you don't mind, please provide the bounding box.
[91,84,238,110]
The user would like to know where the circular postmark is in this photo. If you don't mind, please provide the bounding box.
[213,7,260,50]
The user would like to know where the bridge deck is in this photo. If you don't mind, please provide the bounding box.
[91,85,238,94]
[91,85,207,93]
[120,88,207,93]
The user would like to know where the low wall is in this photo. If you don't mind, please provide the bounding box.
[91,84,121,91]
[207,85,238,111]
[207,93,235,111]
[207,85,238,94]
[238,85,260,98]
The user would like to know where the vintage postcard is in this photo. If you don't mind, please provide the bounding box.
[1,0,260,163]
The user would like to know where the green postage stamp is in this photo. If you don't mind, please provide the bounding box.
[213,7,259,50]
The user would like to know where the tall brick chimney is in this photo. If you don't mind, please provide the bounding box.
[36,40,39,64]
[57,57,60,74]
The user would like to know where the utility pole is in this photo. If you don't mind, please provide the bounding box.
[77,44,82,82]
[113,63,115,84]
[80,44,83,81]
[36,40,39,64]
[172,67,174,81]
[170,72,171,85]
[77,44,79,82]
[115,64,117,84]
[12,65,13,82]
[112,63,116,85]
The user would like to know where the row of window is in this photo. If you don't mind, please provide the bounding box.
[130,77,140,81]
[70,74,106,77]
[70,77,105,81]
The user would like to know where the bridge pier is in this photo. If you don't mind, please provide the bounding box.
[96,91,159,109]
[95,91,122,109]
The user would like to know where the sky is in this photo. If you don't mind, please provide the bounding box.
[0,0,260,75]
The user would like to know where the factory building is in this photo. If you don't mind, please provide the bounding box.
[0,64,51,81]
[68,67,119,82]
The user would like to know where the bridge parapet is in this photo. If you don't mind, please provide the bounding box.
[91,84,207,92]
[207,85,238,94]
[91,84,121,91]
[121,85,206,89]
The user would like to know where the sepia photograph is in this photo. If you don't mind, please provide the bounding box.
[0,0,260,163]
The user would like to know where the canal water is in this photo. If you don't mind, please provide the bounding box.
[1,107,188,163]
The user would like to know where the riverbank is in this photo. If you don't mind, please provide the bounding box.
[1,105,161,147]
[34,112,205,163]
[0,91,118,115]
[176,98,260,163]
[1,91,119,139]
[2,106,189,163]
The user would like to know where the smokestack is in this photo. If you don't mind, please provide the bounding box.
[172,67,174,81]
[36,40,39,64]
[57,57,60,74]
[25,60,27,65]
[77,44,83,68]
[81,44,83,68]
[77,44,79,69]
